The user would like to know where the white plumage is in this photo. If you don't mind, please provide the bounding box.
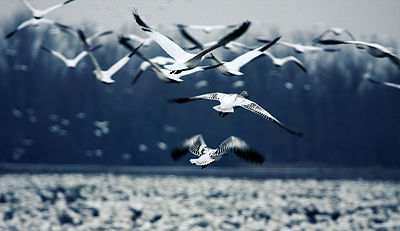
[169,91,303,137]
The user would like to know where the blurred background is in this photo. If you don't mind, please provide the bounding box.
[0,0,399,168]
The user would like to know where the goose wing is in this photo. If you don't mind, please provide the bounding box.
[171,134,206,160]
[21,0,37,12]
[41,46,68,63]
[106,44,142,76]
[229,37,280,69]
[177,24,204,50]
[5,18,35,38]
[42,0,75,15]
[132,11,189,61]
[168,92,225,104]
[282,56,307,73]
[367,77,400,90]
[214,136,264,163]
[86,30,113,44]
[78,29,102,70]
[190,21,251,61]
[240,99,303,137]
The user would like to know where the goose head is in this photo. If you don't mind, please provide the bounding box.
[239,91,249,98]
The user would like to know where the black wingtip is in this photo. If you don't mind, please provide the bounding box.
[259,36,281,52]
[127,43,143,57]
[315,39,345,45]
[171,146,189,161]
[5,30,17,39]
[63,0,75,5]
[293,131,304,137]
[217,20,251,45]
[132,70,143,85]
[40,45,51,53]
[90,44,102,52]
[167,98,192,104]
[132,9,151,30]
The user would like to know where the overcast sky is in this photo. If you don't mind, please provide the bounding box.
[1,0,400,45]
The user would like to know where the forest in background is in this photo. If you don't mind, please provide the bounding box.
[1,13,399,168]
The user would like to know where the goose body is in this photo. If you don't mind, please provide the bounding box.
[172,135,264,168]
[169,91,303,137]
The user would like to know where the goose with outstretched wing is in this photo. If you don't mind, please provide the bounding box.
[257,38,340,53]
[169,91,303,137]
[5,0,75,39]
[172,134,264,168]
[78,29,141,84]
[209,37,281,76]
[263,51,307,73]
[41,45,102,69]
[132,10,250,73]
[119,36,223,84]
[315,39,400,69]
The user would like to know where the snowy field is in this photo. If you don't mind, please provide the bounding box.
[1,173,400,231]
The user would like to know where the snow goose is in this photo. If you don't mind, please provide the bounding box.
[132,10,250,73]
[209,37,281,76]
[180,24,238,34]
[313,27,356,42]
[41,45,102,69]
[78,29,142,84]
[316,39,400,69]
[120,36,223,84]
[263,51,307,73]
[257,38,339,53]
[169,91,303,137]
[5,0,74,39]
[177,24,254,53]
[172,134,264,168]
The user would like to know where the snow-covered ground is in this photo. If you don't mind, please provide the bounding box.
[0,174,399,230]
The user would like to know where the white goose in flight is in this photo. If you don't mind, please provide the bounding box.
[5,0,75,39]
[314,27,356,42]
[209,37,280,76]
[172,134,264,168]
[177,24,254,54]
[78,29,142,84]
[169,91,303,137]
[41,45,102,69]
[180,24,238,33]
[119,33,224,84]
[364,75,400,90]
[257,38,339,54]
[316,39,400,69]
[263,51,307,73]
[132,10,250,73]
